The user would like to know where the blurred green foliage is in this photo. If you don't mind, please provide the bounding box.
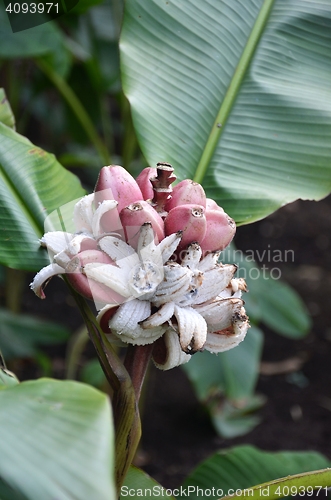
[0,0,143,192]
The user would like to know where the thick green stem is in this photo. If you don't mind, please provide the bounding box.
[35,58,110,166]
[193,0,275,184]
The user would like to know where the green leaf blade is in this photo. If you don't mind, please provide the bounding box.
[0,123,85,271]
[221,244,311,338]
[257,277,312,338]
[121,0,264,174]
[181,445,331,499]
[0,379,115,500]
[0,89,15,129]
[0,308,70,360]
[183,325,263,402]
[206,0,331,223]
[121,0,331,223]
[0,4,66,59]
[123,466,175,499]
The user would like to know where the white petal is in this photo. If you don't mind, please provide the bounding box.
[232,307,249,334]
[97,304,126,347]
[91,199,119,237]
[30,263,64,299]
[109,300,165,344]
[174,305,207,353]
[84,263,132,297]
[129,261,164,298]
[152,330,191,371]
[97,303,118,323]
[67,233,95,256]
[73,194,94,232]
[192,264,237,305]
[152,263,193,306]
[139,237,163,270]
[99,235,164,301]
[194,297,244,332]
[54,250,71,268]
[40,231,73,256]
[158,231,182,263]
[137,223,156,254]
[231,278,247,293]
[98,236,139,269]
[192,310,208,351]
[217,287,233,299]
[105,333,127,347]
[218,278,247,299]
[121,331,165,345]
[142,302,175,328]
[110,299,150,338]
[180,242,202,269]
[196,251,221,272]
[204,308,250,353]
[174,305,193,351]
[176,270,203,307]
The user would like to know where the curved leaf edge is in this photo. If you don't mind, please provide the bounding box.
[221,468,331,499]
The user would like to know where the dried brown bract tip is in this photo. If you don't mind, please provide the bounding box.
[151,163,177,216]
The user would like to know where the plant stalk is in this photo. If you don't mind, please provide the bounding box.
[65,325,89,380]
[124,344,154,402]
[5,268,26,314]
[35,58,110,165]
[66,284,141,497]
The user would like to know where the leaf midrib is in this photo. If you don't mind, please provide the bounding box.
[193,0,276,185]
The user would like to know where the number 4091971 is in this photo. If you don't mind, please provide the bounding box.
[5,3,59,14]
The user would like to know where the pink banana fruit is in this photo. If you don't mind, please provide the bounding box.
[200,210,236,253]
[94,165,142,233]
[120,201,165,248]
[66,250,124,305]
[94,165,143,212]
[205,198,225,212]
[136,167,157,201]
[164,204,207,250]
[164,179,206,213]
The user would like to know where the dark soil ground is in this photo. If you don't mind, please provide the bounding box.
[12,192,331,492]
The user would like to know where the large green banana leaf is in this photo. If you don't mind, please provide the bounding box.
[120,0,331,224]
[0,378,115,500]
[181,445,331,500]
[0,110,85,271]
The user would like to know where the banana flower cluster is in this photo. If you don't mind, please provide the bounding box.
[31,164,249,370]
